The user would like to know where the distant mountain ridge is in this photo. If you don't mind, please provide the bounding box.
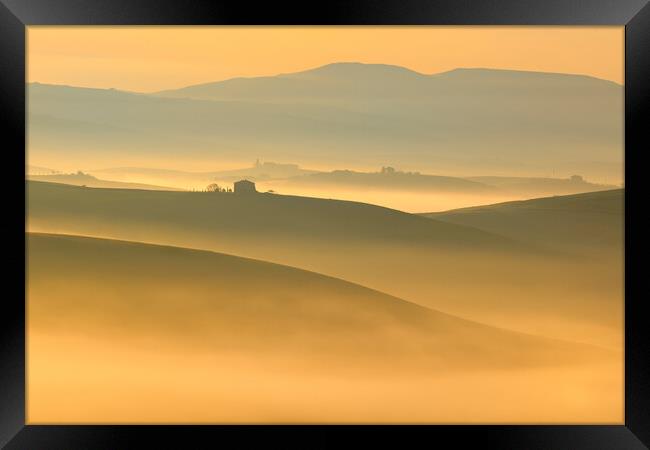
[153,63,620,103]
[28,62,623,180]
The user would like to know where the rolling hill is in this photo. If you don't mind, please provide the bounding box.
[155,62,619,111]
[27,232,622,423]
[271,170,616,212]
[27,165,58,175]
[424,189,624,256]
[285,169,493,192]
[78,163,616,200]
[27,232,609,368]
[87,161,316,184]
[28,63,623,180]
[26,180,522,251]
[28,172,181,191]
[26,181,623,349]
[54,162,620,212]
[465,175,617,197]
[207,161,318,181]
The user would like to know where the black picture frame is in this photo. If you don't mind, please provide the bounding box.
[1,1,648,448]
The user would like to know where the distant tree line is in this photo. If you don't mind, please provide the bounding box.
[204,183,232,193]
[380,166,421,176]
[191,183,276,194]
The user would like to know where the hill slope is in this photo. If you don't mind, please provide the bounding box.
[27,232,607,367]
[465,175,616,197]
[27,233,621,423]
[424,189,623,256]
[26,180,521,251]
[28,172,181,191]
[26,181,623,349]
[285,169,493,192]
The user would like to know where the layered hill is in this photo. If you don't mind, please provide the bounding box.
[28,172,181,191]
[28,63,623,180]
[27,181,623,348]
[26,180,521,251]
[155,62,619,111]
[27,165,58,175]
[88,161,316,183]
[41,163,617,212]
[27,232,609,369]
[285,169,493,192]
[424,189,624,256]
[27,232,622,423]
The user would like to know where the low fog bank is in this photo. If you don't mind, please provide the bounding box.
[28,233,611,369]
[27,233,622,423]
[29,332,622,424]
[28,159,620,213]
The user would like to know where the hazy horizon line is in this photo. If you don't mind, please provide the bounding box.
[26,160,623,184]
[27,61,624,94]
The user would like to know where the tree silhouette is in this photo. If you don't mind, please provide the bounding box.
[206,183,222,192]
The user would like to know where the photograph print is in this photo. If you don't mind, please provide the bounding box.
[26,26,624,423]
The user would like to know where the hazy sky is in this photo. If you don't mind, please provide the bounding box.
[28,26,624,92]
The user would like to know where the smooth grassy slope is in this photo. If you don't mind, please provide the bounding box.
[423,189,623,256]
[26,180,524,251]
[26,180,622,349]
[28,64,623,180]
[27,233,621,423]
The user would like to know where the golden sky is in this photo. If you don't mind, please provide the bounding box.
[28,26,623,92]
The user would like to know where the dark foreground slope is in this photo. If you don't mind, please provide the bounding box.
[26,180,523,252]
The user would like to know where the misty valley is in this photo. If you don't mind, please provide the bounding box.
[26,60,623,423]
[26,180,623,423]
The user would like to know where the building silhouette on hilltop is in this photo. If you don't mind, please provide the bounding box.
[234,179,256,194]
